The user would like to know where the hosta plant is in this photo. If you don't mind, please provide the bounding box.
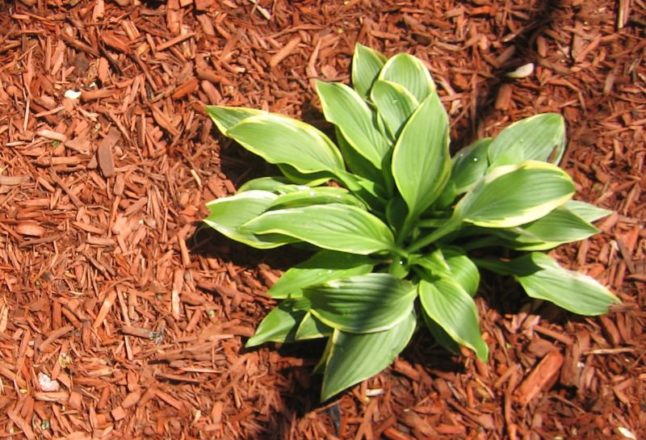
[204,44,620,401]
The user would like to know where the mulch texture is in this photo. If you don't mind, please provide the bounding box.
[0,0,644,438]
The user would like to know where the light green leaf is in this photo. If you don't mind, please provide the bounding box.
[378,53,435,102]
[277,164,331,186]
[270,187,365,210]
[419,278,488,360]
[449,138,492,194]
[352,43,387,98]
[246,299,310,347]
[565,200,613,223]
[238,176,293,193]
[510,253,620,315]
[334,169,388,211]
[335,128,383,184]
[371,79,418,138]
[421,308,461,354]
[321,311,416,401]
[492,206,599,251]
[242,204,395,255]
[412,248,479,296]
[392,92,451,218]
[455,161,575,228]
[295,312,333,340]
[316,81,391,170]
[227,113,344,175]
[204,191,295,249]
[488,113,566,167]
[443,248,480,296]
[305,273,416,333]
[205,106,264,133]
[269,250,374,299]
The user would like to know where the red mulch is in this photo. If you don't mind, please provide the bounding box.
[0,0,644,438]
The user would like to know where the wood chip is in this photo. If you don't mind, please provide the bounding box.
[515,351,564,406]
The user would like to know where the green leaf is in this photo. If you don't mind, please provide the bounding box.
[455,161,575,228]
[386,196,408,232]
[488,113,566,167]
[227,113,345,175]
[334,169,388,211]
[205,106,264,133]
[491,206,599,251]
[277,164,331,186]
[509,253,620,315]
[412,248,479,296]
[204,191,295,249]
[370,79,418,138]
[335,128,383,184]
[442,248,481,296]
[295,312,333,340]
[270,187,365,210]
[305,273,416,333]
[243,204,395,255]
[421,309,461,354]
[246,299,310,347]
[449,138,492,194]
[269,250,374,299]
[564,200,612,223]
[391,92,451,219]
[238,176,293,193]
[352,44,387,98]
[321,311,416,401]
[419,277,488,360]
[378,53,435,103]
[316,81,391,170]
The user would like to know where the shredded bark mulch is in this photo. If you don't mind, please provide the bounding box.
[0,0,643,438]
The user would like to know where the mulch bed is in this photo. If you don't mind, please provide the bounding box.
[0,0,644,438]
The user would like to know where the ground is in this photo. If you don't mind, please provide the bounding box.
[0,0,644,439]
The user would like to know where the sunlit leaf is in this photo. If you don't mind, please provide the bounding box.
[455,161,575,228]
[270,187,365,209]
[204,191,295,249]
[246,299,310,347]
[321,311,416,400]
[392,92,451,219]
[449,138,492,194]
[510,253,620,315]
[305,273,416,333]
[295,312,333,340]
[238,176,294,193]
[352,44,387,98]
[316,81,391,170]
[227,113,345,175]
[378,53,435,102]
[205,106,264,133]
[335,128,383,184]
[419,277,488,360]
[269,250,374,299]
[412,248,479,296]
[371,79,418,138]
[491,206,599,250]
[488,113,566,167]
[242,204,395,255]
[564,200,613,223]
[277,164,331,186]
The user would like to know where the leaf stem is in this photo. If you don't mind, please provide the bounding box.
[396,214,416,247]
[406,217,461,253]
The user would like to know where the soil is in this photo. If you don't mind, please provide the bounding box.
[0,0,644,439]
